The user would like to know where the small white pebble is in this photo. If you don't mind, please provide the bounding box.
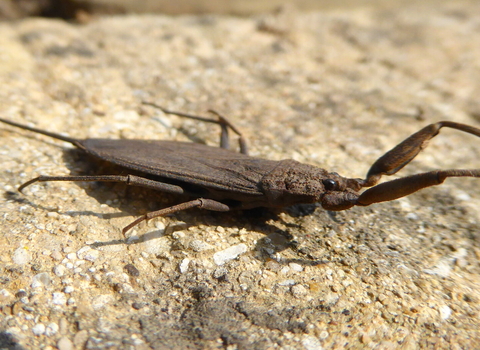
[424,260,451,278]
[31,273,51,288]
[132,337,145,346]
[121,283,135,293]
[0,289,14,303]
[51,250,63,260]
[59,318,68,334]
[154,221,165,230]
[92,294,114,309]
[76,246,90,259]
[54,265,67,277]
[319,330,329,339]
[179,258,190,273]
[439,305,452,320]
[455,192,470,201]
[406,213,419,220]
[57,337,74,350]
[83,250,99,262]
[66,253,76,260]
[31,280,43,288]
[213,244,248,265]
[289,263,303,272]
[64,286,74,293]
[52,292,67,305]
[172,231,186,239]
[113,110,139,122]
[278,279,295,286]
[302,335,322,350]
[13,247,31,265]
[189,240,213,252]
[452,248,468,259]
[291,284,308,297]
[45,323,59,336]
[284,332,294,339]
[32,323,46,336]
[61,277,73,285]
[74,260,85,267]
[127,235,139,243]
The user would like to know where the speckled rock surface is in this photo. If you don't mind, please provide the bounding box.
[1,2,479,349]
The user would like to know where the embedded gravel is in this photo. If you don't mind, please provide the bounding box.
[1,2,480,349]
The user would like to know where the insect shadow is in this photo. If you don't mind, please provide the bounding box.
[4,130,312,252]
[2,102,480,255]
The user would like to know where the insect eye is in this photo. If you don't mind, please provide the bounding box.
[322,179,338,191]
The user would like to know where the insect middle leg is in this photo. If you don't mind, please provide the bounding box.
[123,198,231,234]
[142,101,248,154]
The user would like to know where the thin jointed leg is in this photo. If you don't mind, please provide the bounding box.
[18,173,232,234]
[122,198,231,234]
[142,101,248,154]
[18,174,185,194]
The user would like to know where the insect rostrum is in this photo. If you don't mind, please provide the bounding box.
[1,102,480,234]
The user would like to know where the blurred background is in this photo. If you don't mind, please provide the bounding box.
[0,0,466,19]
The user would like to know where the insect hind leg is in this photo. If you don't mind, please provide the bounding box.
[18,174,185,194]
[142,101,248,154]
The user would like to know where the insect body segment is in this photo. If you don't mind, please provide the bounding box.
[1,104,480,234]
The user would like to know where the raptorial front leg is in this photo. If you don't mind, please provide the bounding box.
[18,174,185,195]
[142,101,248,154]
[122,198,231,234]
[363,121,480,187]
[357,169,480,206]
[347,120,480,206]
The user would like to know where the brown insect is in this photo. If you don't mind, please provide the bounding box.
[1,101,479,234]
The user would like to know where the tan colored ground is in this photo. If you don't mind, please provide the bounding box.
[0,2,479,349]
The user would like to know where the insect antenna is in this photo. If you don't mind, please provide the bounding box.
[0,117,79,145]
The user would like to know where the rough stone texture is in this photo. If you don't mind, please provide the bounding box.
[1,2,480,349]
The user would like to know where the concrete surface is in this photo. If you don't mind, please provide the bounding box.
[0,2,479,349]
